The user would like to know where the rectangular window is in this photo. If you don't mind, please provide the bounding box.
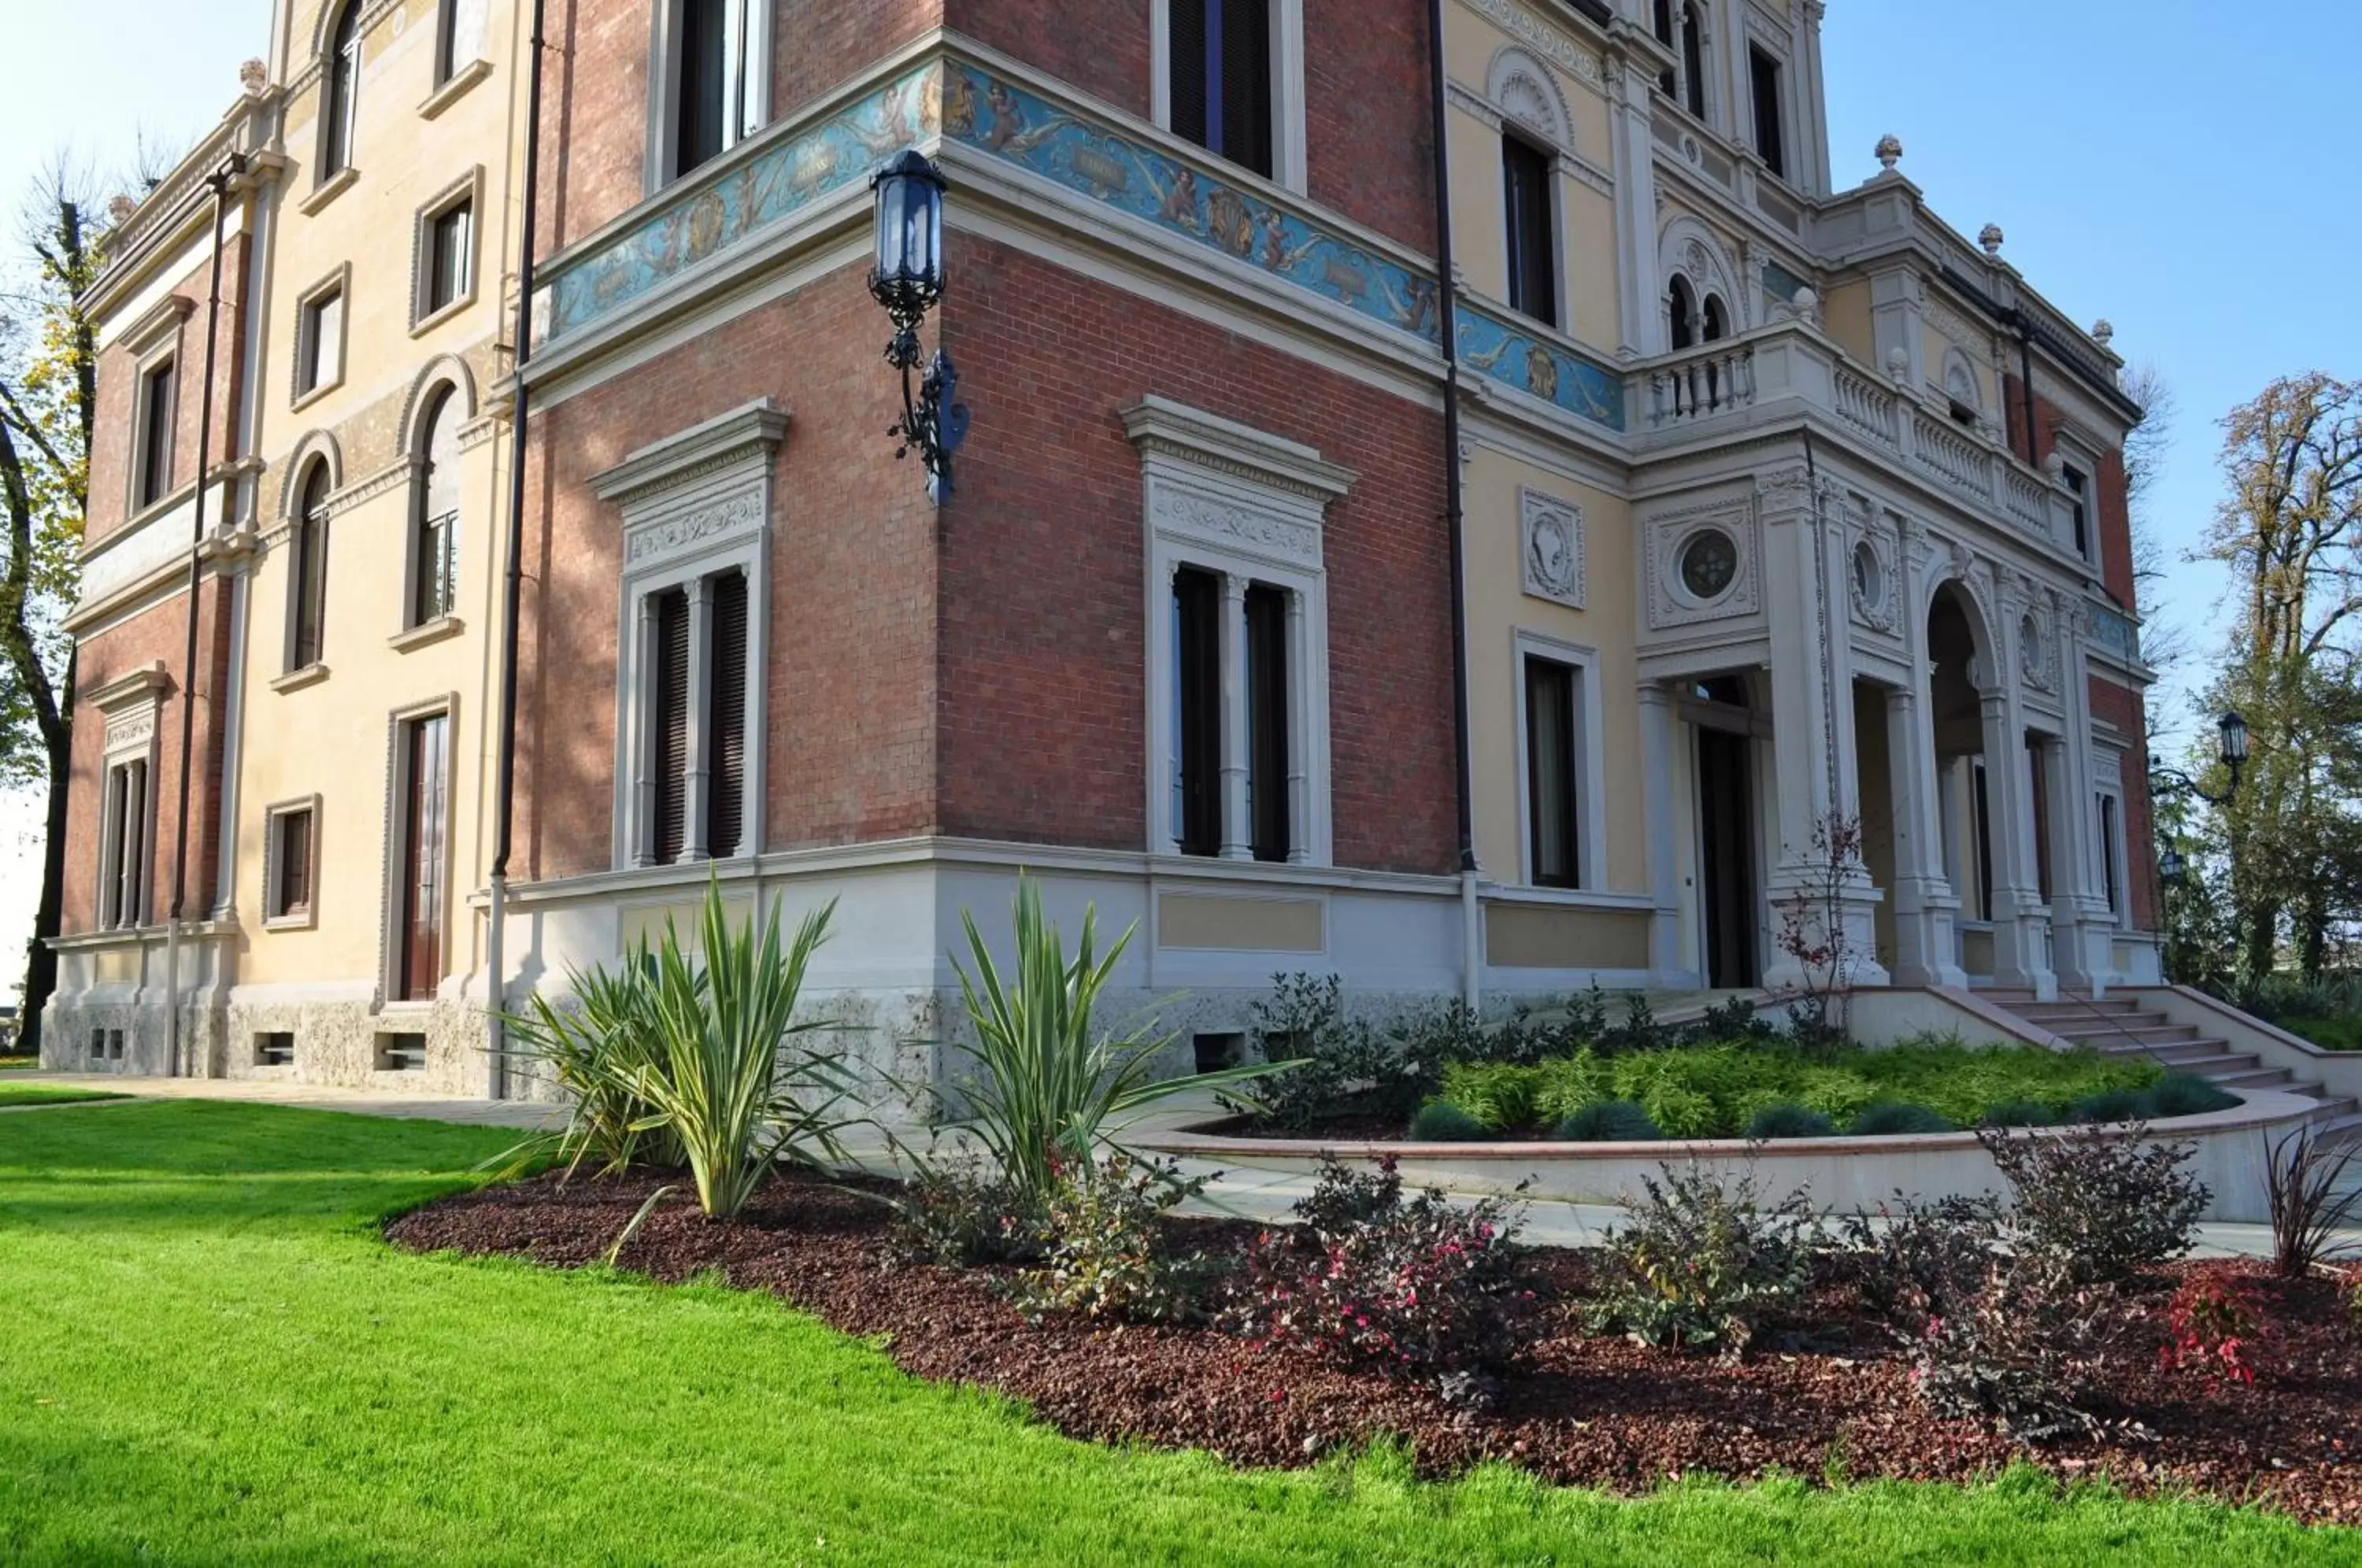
[375,1033,428,1072]
[424,199,472,319]
[268,806,315,921]
[1501,135,1557,327]
[397,713,449,1001]
[434,0,488,85]
[297,286,343,398]
[1524,656,1580,888]
[1170,0,1275,178]
[1749,46,1786,179]
[2097,793,2123,917]
[1244,582,1292,863]
[636,568,753,866]
[135,359,176,510]
[1171,567,1224,858]
[254,1031,296,1067]
[99,757,150,930]
[2063,464,2090,557]
[670,0,767,179]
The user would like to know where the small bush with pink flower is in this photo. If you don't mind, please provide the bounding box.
[2159,1274,2272,1386]
[1233,1156,1533,1403]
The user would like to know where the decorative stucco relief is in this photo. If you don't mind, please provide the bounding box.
[1520,488,1585,608]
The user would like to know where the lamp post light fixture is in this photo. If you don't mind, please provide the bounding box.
[868,150,968,504]
[2158,847,2186,883]
[2149,708,2249,808]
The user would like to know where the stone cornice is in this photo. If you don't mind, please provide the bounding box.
[590,401,791,505]
[87,662,173,712]
[1123,396,1356,504]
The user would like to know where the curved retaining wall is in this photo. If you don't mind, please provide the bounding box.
[1133,1087,2323,1224]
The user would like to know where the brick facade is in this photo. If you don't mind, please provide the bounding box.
[84,237,248,548]
[2087,673,2157,931]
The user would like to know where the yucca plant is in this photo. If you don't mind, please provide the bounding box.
[497,945,681,1179]
[944,877,1287,1205]
[626,885,857,1219]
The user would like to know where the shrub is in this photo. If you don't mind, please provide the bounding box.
[2149,1074,2241,1118]
[1017,1154,1213,1325]
[1438,1061,1539,1130]
[2260,1122,2362,1278]
[1532,1050,1612,1125]
[1555,1100,1662,1142]
[1221,974,1438,1133]
[498,945,683,1179]
[1903,1252,2120,1444]
[1746,1103,1836,1141]
[1237,1157,1532,1396]
[946,878,1284,1205]
[1408,1100,1493,1142]
[1586,1163,1818,1356]
[889,1155,1046,1265]
[1849,1102,1955,1137]
[1981,1099,2053,1129]
[2158,1274,2269,1385]
[1981,1124,2209,1285]
[1639,1085,1719,1141]
[2068,1088,2156,1126]
[1836,1190,2007,1325]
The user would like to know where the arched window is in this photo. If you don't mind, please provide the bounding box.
[1702,294,1728,343]
[1680,5,1708,120]
[323,2,361,178]
[412,390,461,626]
[291,463,332,671]
[1668,276,1697,350]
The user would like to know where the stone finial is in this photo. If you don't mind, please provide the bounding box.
[1979,224,2005,257]
[2091,319,2116,349]
[239,57,268,96]
[1886,346,1911,381]
[1875,134,1903,172]
[107,194,137,227]
[1791,286,1821,328]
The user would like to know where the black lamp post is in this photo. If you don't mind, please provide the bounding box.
[2149,708,2249,808]
[2158,847,2186,883]
[868,150,967,504]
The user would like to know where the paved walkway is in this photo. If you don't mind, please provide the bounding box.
[11,1071,2357,1261]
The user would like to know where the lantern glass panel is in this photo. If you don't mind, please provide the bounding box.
[2218,711,2249,767]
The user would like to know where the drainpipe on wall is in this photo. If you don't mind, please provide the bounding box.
[165,155,243,1080]
[486,0,550,1101]
[1427,0,1481,1009]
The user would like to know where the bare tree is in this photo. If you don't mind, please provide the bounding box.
[2120,361,2190,673]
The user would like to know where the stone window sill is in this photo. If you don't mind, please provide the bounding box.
[388,616,464,653]
[270,663,330,694]
[419,59,493,121]
[298,167,359,218]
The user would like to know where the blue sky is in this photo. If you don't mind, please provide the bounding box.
[0,2,2351,999]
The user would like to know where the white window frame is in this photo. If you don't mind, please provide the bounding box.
[1511,631,1605,893]
[1148,0,1309,194]
[432,0,491,88]
[316,0,365,187]
[1127,397,1349,867]
[1743,35,1792,183]
[410,168,483,335]
[646,0,775,193]
[261,793,324,930]
[591,401,786,870]
[2093,743,2131,928]
[92,668,168,932]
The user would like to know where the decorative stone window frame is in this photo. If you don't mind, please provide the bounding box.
[409,167,483,335]
[91,664,170,933]
[1645,493,1760,629]
[378,693,461,1008]
[591,399,787,871]
[1660,218,1746,346]
[277,446,342,683]
[644,0,776,194]
[2049,425,2106,568]
[1147,0,1310,194]
[1741,27,1794,183]
[1511,630,1606,892]
[427,0,492,98]
[1125,395,1350,867]
[309,0,366,203]
[291,264,350,410]
[394,356,477,640]
[260,793,323,931]
[122,295,192,520]
[1520,487,1586,609]
[2092,743,2132,928]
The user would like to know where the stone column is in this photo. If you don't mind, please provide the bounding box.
[1981,662,2055,997]
[1638,681,1686,982]
[1218,572,1251,860]
[1886,682,1966,986]
[1284,586,1311,864]
[631,594,661,867]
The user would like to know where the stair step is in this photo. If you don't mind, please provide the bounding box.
[2016,1000,2146,1019]
[2097,1039,2238,1066]
[2060,1025,2201,1047]
[2215,1067,2296,1090]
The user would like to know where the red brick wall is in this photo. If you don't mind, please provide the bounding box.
[2004,374,2136,613]
[517,263,939,880]
[944,0,1150,120]
[780,0,939,118]
[939,233,1458,873]
[85,235,248,549]
[1304,0,1435,253]
[2087,674,2156,932]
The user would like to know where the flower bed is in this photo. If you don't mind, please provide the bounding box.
[386,1167,2362,1525]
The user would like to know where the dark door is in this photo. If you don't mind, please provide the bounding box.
[399,713,449,1000]
[1697,727,1757,988]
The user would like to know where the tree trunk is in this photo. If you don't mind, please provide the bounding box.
[15,645,72,1056]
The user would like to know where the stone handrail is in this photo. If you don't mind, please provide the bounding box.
[1648,342,1757,426]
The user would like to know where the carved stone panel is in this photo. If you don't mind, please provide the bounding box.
[1520,488,1585,609]
[1646,494,1760,630]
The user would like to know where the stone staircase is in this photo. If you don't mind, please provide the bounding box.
[1977,989,2362,1147]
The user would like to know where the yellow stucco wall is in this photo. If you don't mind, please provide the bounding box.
[1821,278,1873,366]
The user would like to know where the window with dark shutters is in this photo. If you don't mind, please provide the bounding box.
[1502,135,1557,327]
[1172,568,1223,857]
[1525,656,1579,888]
[706,569,749,859]
[651,586,690,865]
[1171,0,1209,150]
[1246,582,1291,862]
[1168,0,1273,178]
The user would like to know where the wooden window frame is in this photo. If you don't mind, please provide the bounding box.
[261,795,323,930]
[1150,0,1307,192]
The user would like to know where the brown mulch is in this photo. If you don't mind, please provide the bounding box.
[383,1170,2362,1525]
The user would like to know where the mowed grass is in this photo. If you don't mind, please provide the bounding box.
[2,1104,2356,1566]
[0,1082,126,1107]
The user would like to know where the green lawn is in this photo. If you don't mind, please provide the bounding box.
[2,1104,2356,1566]
[0,1082,125,1107]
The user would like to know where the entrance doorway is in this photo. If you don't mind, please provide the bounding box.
[1697,723,1757,988]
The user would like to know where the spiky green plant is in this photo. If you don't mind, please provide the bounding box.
[497,945,682,1179]
[626,886,855,1219]
[945,877,1287,1204]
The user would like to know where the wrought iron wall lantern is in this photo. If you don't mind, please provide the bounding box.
[2149,709,2249,808]
[2158,847,2187,883]
[868,150,968,505]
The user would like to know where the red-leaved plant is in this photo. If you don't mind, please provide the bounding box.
[2158,1274,2271,1386]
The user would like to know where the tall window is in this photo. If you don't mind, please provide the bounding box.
[1668,276,1697,350]
[1749,46,1786,178]
[99,756,150,930]
[1244,582,1292,863]
[1172,567,1223,858]
[671,0,768,179]
[324,2,361,178]
[1169,566,1298,862]
[1169,0,1275,178]
[1501,135,1557,327]
[135,358,176,510]
[1702,294,1727,342]
[297,283,343,398]
[2063,464,2090,557]
[1652,0,1676,94]
[1524,655,1580,888]
[412,390,460,626]
[1680,5,1708,120]
[639,568,751,864]
[421,198,473,321]
[291,464,332,670]
[2097,793,2123,917]
[434,0,487,85]
[396,712,449,1000]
